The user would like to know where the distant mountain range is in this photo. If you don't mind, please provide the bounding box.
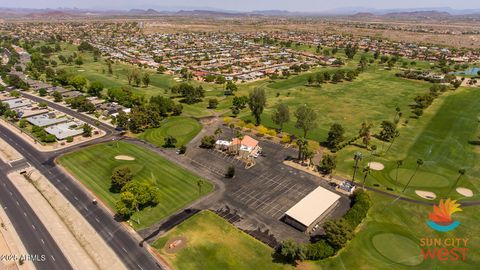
[1,7,480,19]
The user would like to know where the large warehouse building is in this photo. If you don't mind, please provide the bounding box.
[284,186,341,233]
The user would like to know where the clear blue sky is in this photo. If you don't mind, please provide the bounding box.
[1,0,478,12]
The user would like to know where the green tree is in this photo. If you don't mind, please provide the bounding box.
[395,160,403,187]
[358,122,373,148]
[88,81,104,97]
[324,219,353,249]
[52,91,63,102]
[248,87,266,125]
[142,73,150,87]
[208,98,219,109]
[110,167,133,192]
[326,123,345,148]
[320,154,337,174]
[82,123,93,137]
[294,104,317,138]
[69,75,87,91]
[163,136,177,148]
[226,166,235,178]
[280,240,307,263]
[272,103,290,131]
[38,88,47,97]
[378,120,397,142]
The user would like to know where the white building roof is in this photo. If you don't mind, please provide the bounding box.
[285,186,340,227]
[45,121,84,140]
[3,98,31,109]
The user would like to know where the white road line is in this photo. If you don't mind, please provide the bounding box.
[41,239,45,245]
[51,255,55,261]
[122,247,127,253]
[23,212,27,216]
[31,224,36,230]
[95,217,100,223]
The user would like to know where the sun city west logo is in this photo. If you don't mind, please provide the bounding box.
[427,199,461,232]
[420,199,469,262]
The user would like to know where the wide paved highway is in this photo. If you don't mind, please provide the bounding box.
[0,124,164,270]
[0,162,72,270]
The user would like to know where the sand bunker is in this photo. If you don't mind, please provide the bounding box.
[165,236,187,254]
[114,155,135,161]
[368,162,385,171]
[456,187,473,197]
[415,190,437,200]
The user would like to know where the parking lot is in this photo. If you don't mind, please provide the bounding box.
[186,129,351,244]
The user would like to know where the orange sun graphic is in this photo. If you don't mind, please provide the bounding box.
[428,199,462,226]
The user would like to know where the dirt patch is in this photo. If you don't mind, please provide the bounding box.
[114,155,135,161]
[456,187,474,197]
[415,190,437,200]
[368,162,385,171]
[164,236,187,254]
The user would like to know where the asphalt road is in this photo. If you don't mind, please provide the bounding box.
[0,162,72,270]
[0,125,164,270]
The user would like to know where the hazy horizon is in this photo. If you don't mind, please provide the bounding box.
[1,0,479,12]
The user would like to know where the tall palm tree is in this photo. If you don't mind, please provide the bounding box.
[296,137,307,161]
[402,159,424,193]
[352,152,363,183]
[385,131,400,154]
[395,160,403,186]
[362,166,371,190]
[446,169,466,197]
[235,130,244,155]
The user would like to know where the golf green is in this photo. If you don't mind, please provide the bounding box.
[137,116,202,147]
[372,233,423,266]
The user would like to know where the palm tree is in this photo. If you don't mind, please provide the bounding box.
[402,159,424,193]
[385,131,400,154]
[362,166,371,189]
[235,130,244,155]
[352,152,363,183]
[296,137,307,161]
[395,160,403,186]
[446,169,466,197]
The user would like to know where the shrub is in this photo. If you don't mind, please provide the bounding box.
[257,125,268,136]
[223,117,233,124]
[245,123,255,130]
[266,129,277,137]
[200,135,216,149]
[281,134,291,144]
[66,136,74,143]
[305,240,335,260]
[179,145,187,154]
[226,166,235,178]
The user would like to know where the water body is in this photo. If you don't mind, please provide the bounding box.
[455,67,480,76]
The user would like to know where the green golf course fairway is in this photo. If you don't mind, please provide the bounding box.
[152,193,480,270]
[372,233,423,266]
[58,141,212,230]
[334,87,480,200]
[153,210,294,270]
[137,116,202,147]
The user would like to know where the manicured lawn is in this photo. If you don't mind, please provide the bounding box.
[307,192,480,270]
[239,67,431,141]
[136,116,202,147]
[58,141,213,230]
[153,210,294,270]
[334,87,480,201]
[153,194,480,270]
